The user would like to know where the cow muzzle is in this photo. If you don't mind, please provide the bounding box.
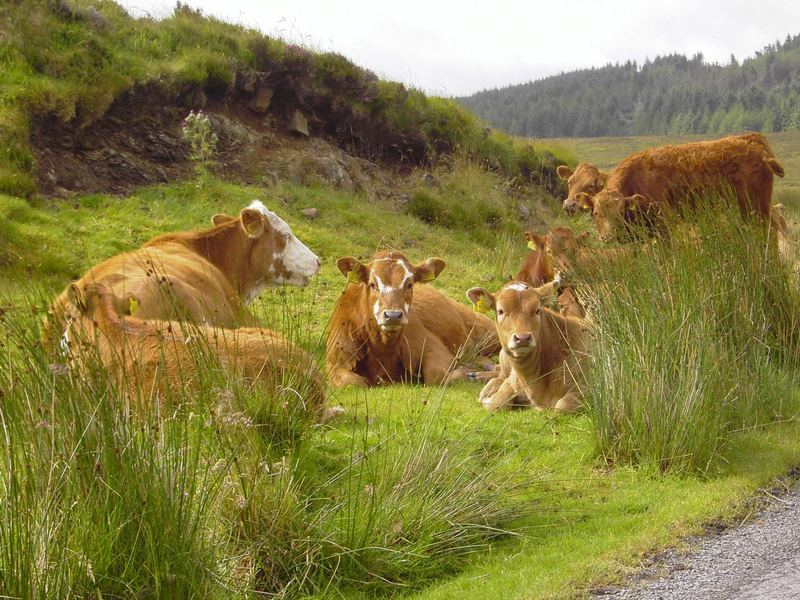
[377,309,407,332]
[508,332,535,356]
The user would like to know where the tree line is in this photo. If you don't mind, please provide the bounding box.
[458,34,800,137]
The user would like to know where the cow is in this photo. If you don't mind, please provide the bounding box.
[326,251,500,388]
[47,200,321,347]
[466,281,588,412]
[517,231,585,319]
[557,163,609,215]
[574,134,785,242]
[65,282,336,420]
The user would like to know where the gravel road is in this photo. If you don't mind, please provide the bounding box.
[594,480,800,599]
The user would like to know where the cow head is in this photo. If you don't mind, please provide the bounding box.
[336,251,445,334]
[557,163,608,215]
[467,282,544,358]
[543,226,591,272]
[578,190,654,243]
[212,200,321,301]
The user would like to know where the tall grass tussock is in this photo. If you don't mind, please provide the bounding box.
[581,200,800,473]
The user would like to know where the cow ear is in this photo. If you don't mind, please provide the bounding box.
[414,257,446,283]
[624,194,649,211]
[212,213,236,226]
[597,170,609,188]
[556,165,573,181]
[240,208,266,238]
[68,284,87,313]
[528,233,546,251]
[576,192,594,211]
[336,257,369,284]
[466,288,495,314]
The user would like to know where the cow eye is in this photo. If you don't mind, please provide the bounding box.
[497,308,504,317]
[368,282,377,290]
[406,281,414,290]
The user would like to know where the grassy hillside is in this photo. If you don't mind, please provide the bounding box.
[0,0,571,198]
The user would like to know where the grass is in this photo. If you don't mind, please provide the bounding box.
[3,164,800,597]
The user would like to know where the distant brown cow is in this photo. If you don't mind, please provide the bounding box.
[557,163,609,215]
[517,231,585,319]
[575,134,785,242]
[47,200,321,348]
[66,282,334,420]
[326,251,500,387]
[466,281,587,412]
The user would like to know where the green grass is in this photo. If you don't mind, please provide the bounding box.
[3,165,800,597]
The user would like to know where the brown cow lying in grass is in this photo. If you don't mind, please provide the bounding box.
[557,163,609,215]
[517,231,585,319]
[467,281,587,412]
[66,282,335,421]
[47,200,321,348]
[574,133,785,242]
[326,251,500,387]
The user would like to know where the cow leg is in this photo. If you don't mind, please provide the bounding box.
[417,336,464,385]
[328,367,369,388]
[482,378,525,411]
[478,374,505,402]
[554,392,582,412]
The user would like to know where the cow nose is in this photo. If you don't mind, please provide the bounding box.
[383,310,403,321]
[512,333,533,346]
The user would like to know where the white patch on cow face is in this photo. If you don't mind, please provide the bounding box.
[247,200,320,288]
[507,283,529,292]
[369,259,414,332]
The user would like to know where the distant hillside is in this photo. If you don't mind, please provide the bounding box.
[459,35,800,138]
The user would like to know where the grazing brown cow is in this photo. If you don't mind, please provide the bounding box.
[466,281,587,412]
[557,163,609,215]
[575,134,785,242]
[326,251,500,388]
[66,282,335,420]
[47,200,321,347]
[517,231,585,319]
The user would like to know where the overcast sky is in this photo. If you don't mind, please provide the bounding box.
[119,0,800,96]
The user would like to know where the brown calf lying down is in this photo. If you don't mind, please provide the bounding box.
[557,163,609,215]
[467,281,588,412]
[575,133,785,242]
[47,200,321,347]
[326,251,500,387]
[517,231,585,319]
[66,283,333,420]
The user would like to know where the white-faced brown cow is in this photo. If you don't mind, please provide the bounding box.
[47,200,320,346]
[557,163,609,215]
[326,251,500,387]
[574,134,785,242]
[467,281,587,412]
[66,282,335,420]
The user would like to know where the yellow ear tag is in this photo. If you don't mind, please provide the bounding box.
[474,296,491,315]
[527,240,537,250]
[347,270,362,284]
[419,270,436,282]
[129,297,140,315]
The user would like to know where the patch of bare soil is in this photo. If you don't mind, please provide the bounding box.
[29,83,392,198]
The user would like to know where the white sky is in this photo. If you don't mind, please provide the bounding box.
[118,0,800,96]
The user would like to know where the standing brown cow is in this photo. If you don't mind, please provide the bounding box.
[575,134,785,242]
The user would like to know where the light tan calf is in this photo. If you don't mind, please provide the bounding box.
[67,282,333,420]
[326,251,500,387]
[467,281,587,412]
